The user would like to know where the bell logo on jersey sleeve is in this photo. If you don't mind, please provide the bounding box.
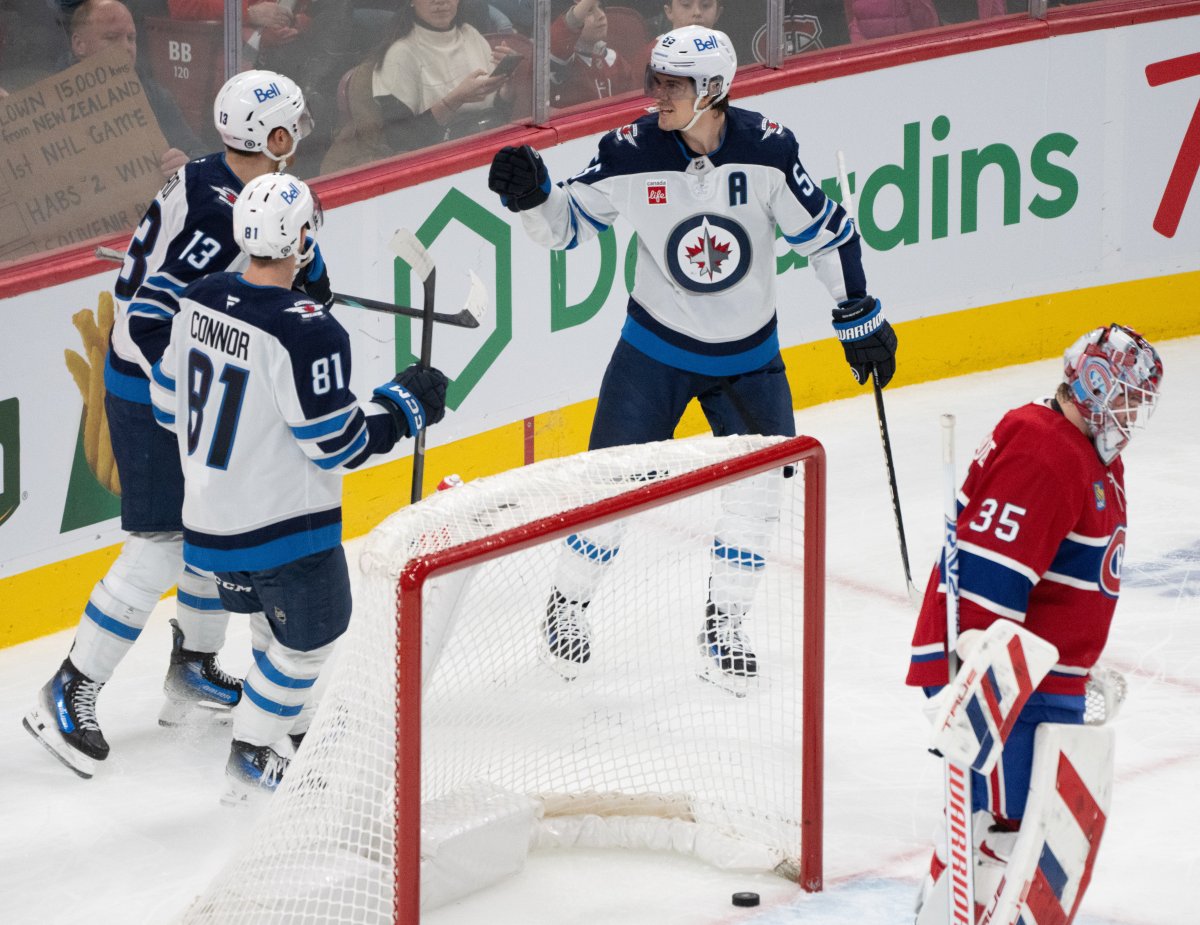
[665,213,751,293]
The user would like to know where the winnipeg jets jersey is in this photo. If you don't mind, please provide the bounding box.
[521,107,868,375]
[150,273,395,573]
[906,401,1127,697]
[107,154,248,404]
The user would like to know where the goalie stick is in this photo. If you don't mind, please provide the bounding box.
[92,245,487,329]
[835,151,918,601]
[939,413,976,925]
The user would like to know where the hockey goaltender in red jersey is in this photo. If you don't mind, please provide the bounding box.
[906,324,1164,925]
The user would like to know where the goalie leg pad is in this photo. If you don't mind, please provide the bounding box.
[930,620,1060,776]
[70,531,184,683]
[979,723,1114,925]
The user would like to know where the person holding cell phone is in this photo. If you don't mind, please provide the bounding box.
[321,0,520,172]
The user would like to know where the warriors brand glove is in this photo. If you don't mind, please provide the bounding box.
[832,296,898,388]
[488,145,551,212]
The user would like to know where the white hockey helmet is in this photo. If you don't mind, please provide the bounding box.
[1063,323,1163,464]
[214,70,313,164]
[646,26,736,105]
[233,173,319,263]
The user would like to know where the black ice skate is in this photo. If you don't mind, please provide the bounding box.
[541,589,592,680]
[22,658,109,778]
[221,739,290,806]
[697,602,757,696]
[158,618,242,727]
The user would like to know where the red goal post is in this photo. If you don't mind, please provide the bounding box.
[183,433,825,925]
[394,434,826,922]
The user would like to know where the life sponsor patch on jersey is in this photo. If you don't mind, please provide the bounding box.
[665,213,751,293]
[646,179,668,205]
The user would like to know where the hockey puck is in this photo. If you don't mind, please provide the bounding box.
[732,892,760,907]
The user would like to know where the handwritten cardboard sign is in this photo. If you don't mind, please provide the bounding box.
[0,46,170,262]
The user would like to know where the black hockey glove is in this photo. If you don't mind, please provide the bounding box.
[293,239,332,305]
[371,364,449,439]
[832,296,897,388]
[488,145,550,212]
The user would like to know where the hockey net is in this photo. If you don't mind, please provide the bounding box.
[183,433,825,924]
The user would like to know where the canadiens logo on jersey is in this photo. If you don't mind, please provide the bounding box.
[665,213,751,293]
[1099,525,1125,598]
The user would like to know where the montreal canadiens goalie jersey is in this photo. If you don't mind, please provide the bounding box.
[520,107,868,375]
[107,155,249,404]
[906,400,1127,697]
[150,273,395,573]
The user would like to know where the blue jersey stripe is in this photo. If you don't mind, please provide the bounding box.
[292,409,355,441]
[104,355,151,403]
[621,315,780,376]
[1047,537,1106,584]
[959,547,1034,614]
[185,523,341,572]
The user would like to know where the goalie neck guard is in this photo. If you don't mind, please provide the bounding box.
[1063,324,1163,464]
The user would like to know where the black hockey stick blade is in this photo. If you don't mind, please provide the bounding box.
[331,292,482,328]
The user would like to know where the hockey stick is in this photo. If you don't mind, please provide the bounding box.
[92,245,486,329]
[389,229,437,505]
[835,151,918,602]
[939,413,976,925]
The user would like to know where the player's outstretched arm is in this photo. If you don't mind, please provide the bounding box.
[488,145,551,212]
[832,295,898,387]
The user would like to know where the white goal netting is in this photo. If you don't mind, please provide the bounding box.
[183,434,825,924]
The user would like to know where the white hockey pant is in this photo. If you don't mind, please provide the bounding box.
[235,612,335,747]
[708,471,783,614]
[71,532,183,683]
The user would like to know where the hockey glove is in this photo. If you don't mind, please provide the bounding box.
[293,239,332,306]
[832,296,897,387]
[371,364,448,439]
[488,145,550,212]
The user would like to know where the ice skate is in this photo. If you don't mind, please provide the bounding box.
[541,590,592,680]
[697,602,757,696]
[158,619,242,727]
[221,739,290,806]
[22,659,109,779]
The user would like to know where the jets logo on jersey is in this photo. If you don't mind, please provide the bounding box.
[665,214,751,293]
[1099,525,1125,598]
[759,118,784,141]
[285,300,326,320]
[613,123,638,147]
[211,186,239,207]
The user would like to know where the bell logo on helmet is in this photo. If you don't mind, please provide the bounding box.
[280,183,301,205]
[693,34,718,51]
[254,83,281,103]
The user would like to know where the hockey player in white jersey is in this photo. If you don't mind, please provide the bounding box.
[150,173,448,801]
[23,71,325,779]
[488,26,897,683]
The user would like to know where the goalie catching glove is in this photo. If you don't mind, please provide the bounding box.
[832,296,897,387]
[372,364,449,440]
[488,145,551,212]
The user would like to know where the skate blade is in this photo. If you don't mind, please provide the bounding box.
[538,647,586,682]
[220,774,276,808]
[22,708,96,779]
[696,664,754,698]
[158,698,235,728]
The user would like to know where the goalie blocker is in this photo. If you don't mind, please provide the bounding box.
[918,621,1114,925]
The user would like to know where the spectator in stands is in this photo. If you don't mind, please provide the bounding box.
[550,0,638,109]
[0,0,72,92]
[321,0,519,174]
[845,0,939,42]
[69,0,202,176]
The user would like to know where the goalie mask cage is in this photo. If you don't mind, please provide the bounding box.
[183,434,825,924]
